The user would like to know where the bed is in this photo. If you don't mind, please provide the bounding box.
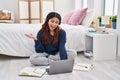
[0,23,88,57]
[0,9,94,57]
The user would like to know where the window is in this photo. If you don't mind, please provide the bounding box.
[114,0,118,15]
[104,0,118,16]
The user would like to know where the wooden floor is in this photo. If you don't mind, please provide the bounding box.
[0,53,120,80]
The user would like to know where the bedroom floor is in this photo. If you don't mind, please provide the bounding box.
[0,52,120,80]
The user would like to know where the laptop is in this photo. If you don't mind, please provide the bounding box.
[46,59,74,75]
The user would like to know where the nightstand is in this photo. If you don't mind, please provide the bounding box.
[85,32,117,60]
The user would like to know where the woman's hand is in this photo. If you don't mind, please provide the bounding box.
[25,34,37,40]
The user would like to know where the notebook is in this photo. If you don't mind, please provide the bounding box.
[74,63,94,72]
[46,59,74,75]
[19,67,46,77]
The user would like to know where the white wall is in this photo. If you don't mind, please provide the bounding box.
[0,0,75,23]
[75,0,83,10]
[87,0,104,18]
[117,29,120,57]
[87,0,94,9]
[55,0,75,18]
[117,0,120,57]
[117,0,120,29]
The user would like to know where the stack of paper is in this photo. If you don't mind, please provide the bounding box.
[74,63,94,72]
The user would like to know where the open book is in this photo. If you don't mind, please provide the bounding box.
[73,63,94,72]
[19,67,46,77]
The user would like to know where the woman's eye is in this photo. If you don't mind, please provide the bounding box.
[55,22,59,24]
[50,19,59,24]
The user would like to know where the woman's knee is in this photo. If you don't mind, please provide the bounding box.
[67,49,77,59]
[29,54,49,66]
[29,54,38,65]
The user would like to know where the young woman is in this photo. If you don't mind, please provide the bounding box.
[25,12,77,66]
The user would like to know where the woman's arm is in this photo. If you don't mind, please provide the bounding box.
[34,31,45,53]
[25,33,37,40]
[59,29,68,60]
[25,31,45,53]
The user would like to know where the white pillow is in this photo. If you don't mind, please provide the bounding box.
[81,10,94,28]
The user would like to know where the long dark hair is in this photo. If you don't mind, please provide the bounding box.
[41,12,61,45]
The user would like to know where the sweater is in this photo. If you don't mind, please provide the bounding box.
[34,29,68,60]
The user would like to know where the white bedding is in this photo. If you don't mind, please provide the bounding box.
[0,23,86,57]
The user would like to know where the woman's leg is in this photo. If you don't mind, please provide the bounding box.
[29,52,49,66]
[48,52,60,61]
[48,49,77,62]
[67,49,77,60]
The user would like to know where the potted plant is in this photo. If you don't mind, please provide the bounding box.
[111,16,117,29]
[97,16,101,26]
[97,16,104,27]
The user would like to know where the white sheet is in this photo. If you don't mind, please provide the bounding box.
[0,23,86,57]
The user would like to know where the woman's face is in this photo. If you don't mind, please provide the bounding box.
[48,17,59,31]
